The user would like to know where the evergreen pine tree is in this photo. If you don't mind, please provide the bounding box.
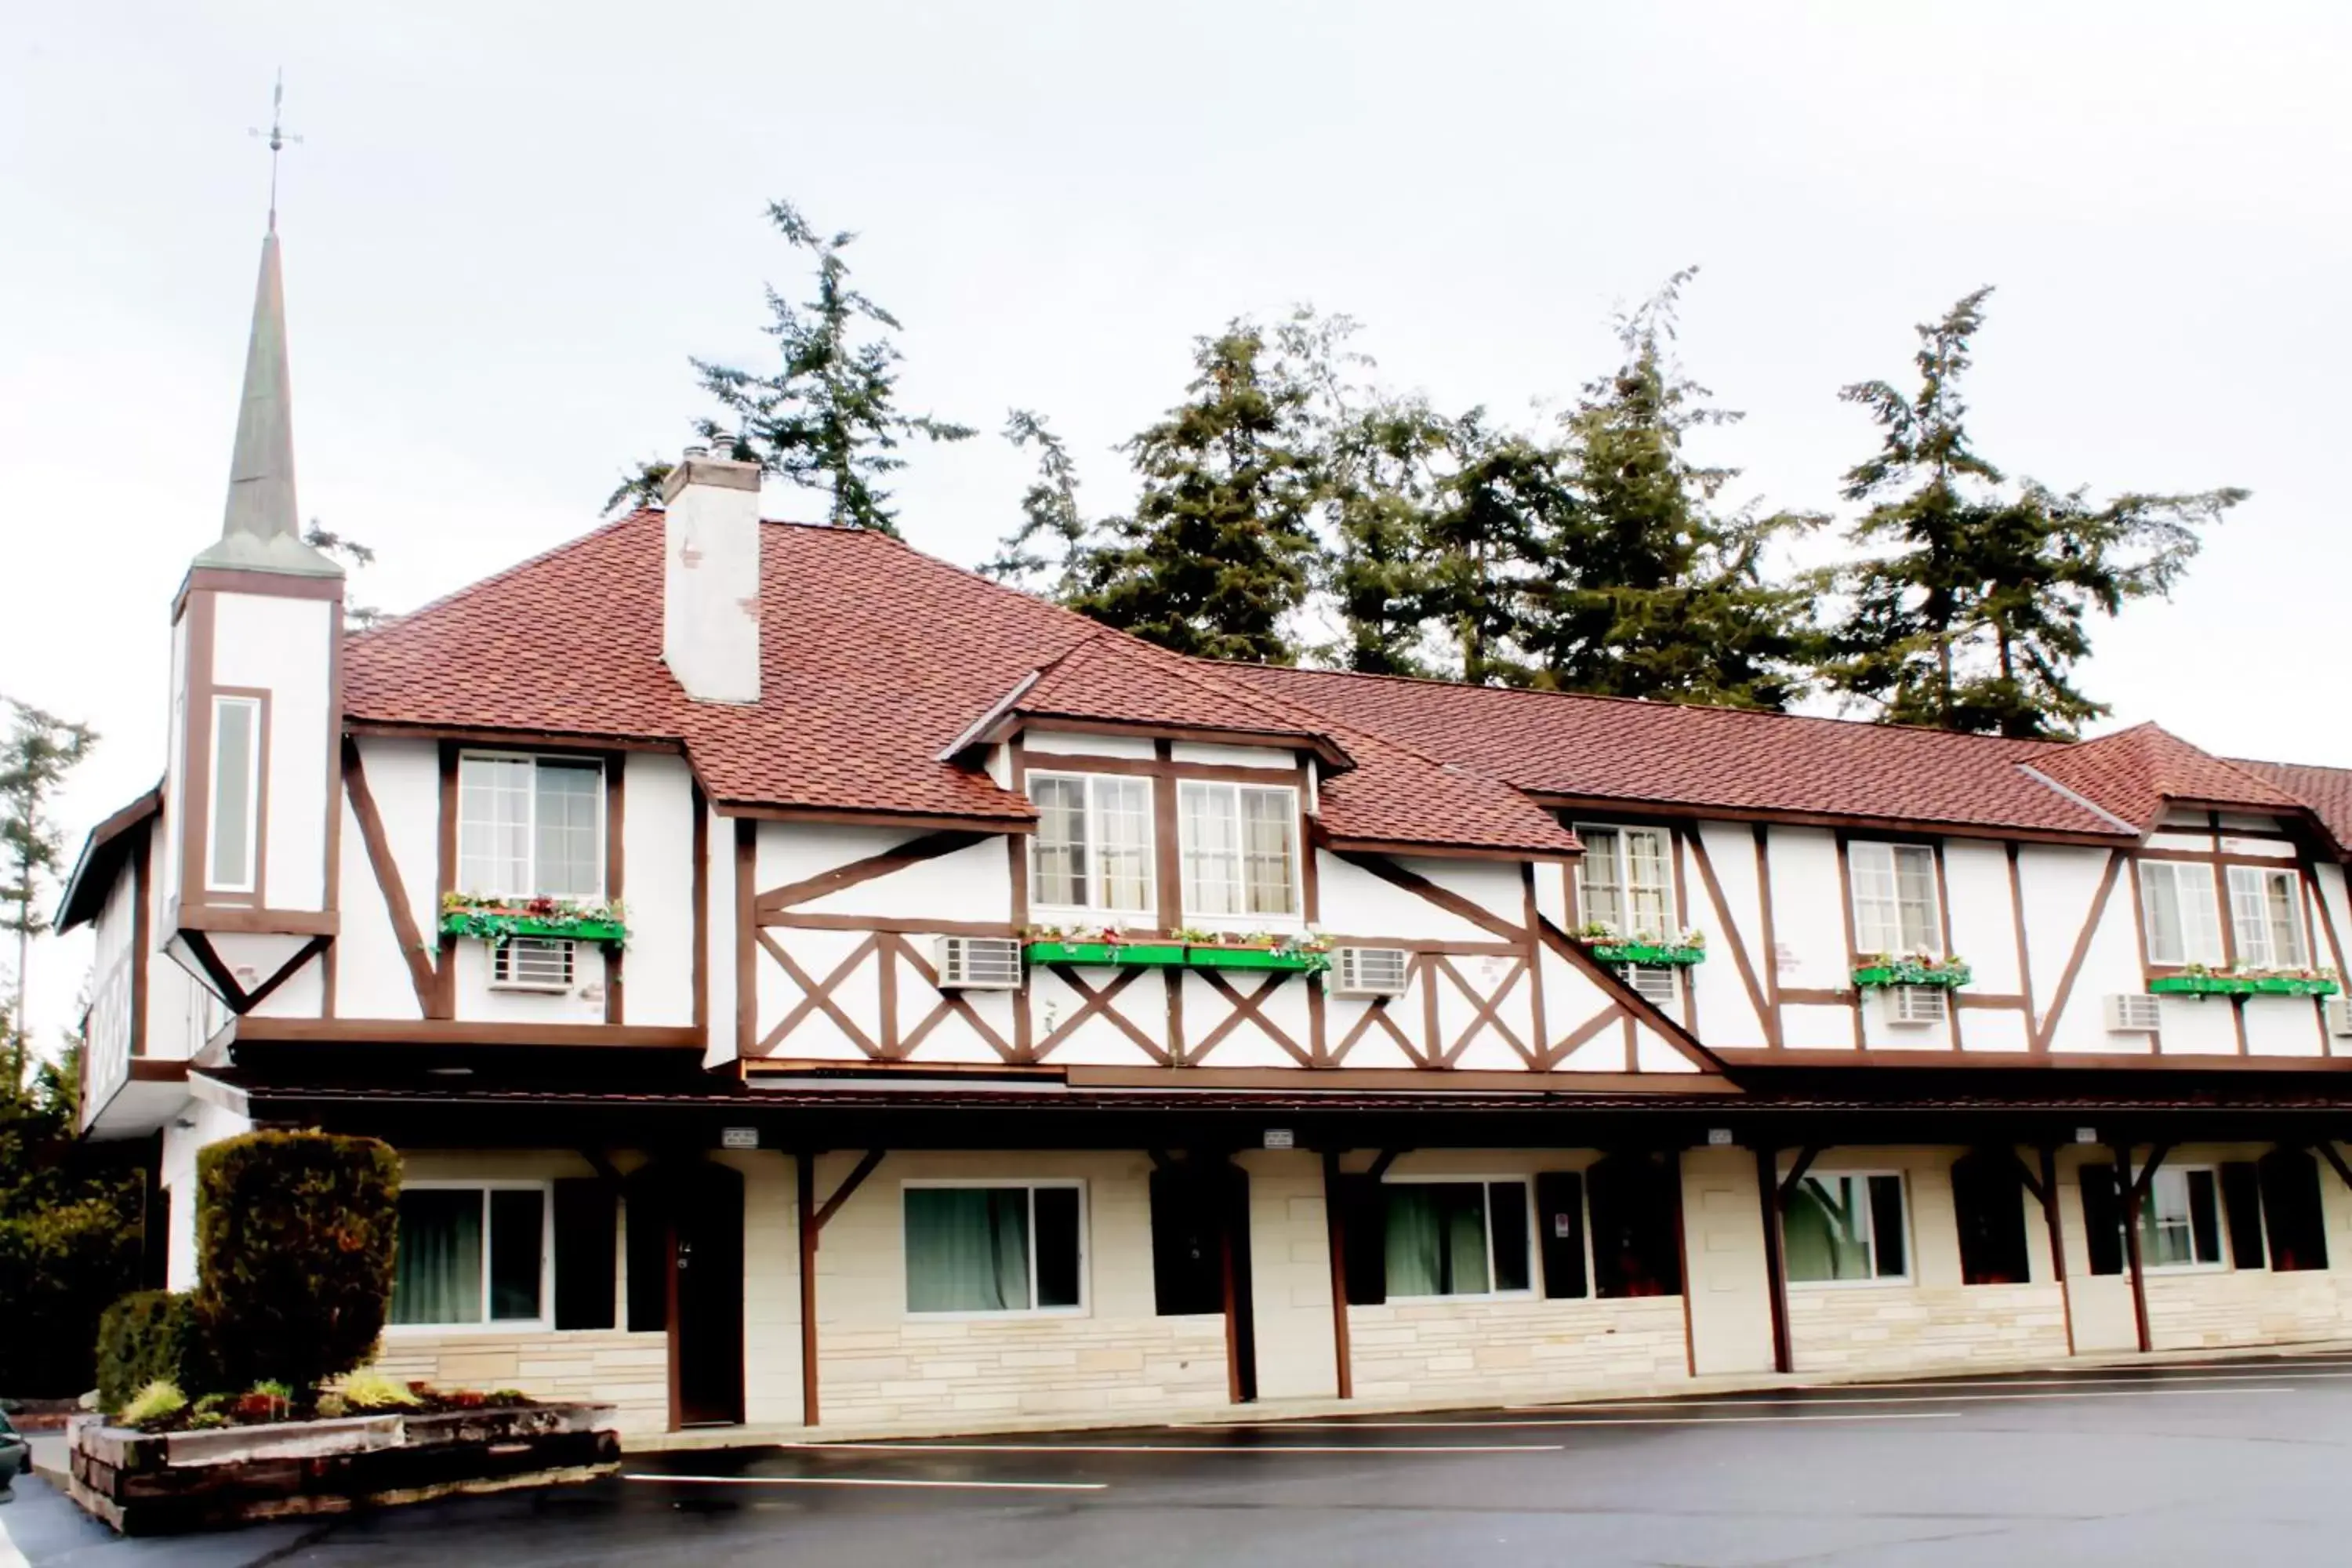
[1425,413,1567,687]
[0,699,95,1091]
[1818,288,2245,737]
[1526,269,1817,709]
[682,199,973,535]
[1069,322,1322,662]
[980,410,1088,597]
[1319,396,1453,676]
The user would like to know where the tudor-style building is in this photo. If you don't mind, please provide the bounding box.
[57,223,2352,1438]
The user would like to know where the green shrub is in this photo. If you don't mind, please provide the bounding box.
[337,1367,421,1410]
[195,1131,401,1393]
[95,1291,216,1412]
[118,1379,186,1428]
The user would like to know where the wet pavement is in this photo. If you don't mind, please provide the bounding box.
[13,1353,2352,1565]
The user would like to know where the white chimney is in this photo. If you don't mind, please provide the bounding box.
[660,444,763,704]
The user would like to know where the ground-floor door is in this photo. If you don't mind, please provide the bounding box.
[1152,1161,1255,1402]
[670,1160,745,1427]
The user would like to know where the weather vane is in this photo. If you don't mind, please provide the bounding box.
[248,70,303,233]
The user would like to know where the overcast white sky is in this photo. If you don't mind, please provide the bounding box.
[5,1,2347,1051]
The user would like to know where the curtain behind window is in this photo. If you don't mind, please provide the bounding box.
[533,762,603,897]
[1181,783,1241,915]
[392,1190,483,1325]
[1093,778,1153,912]
[1784,1176,1874,1282]
[1240,788,1296,915]
[1385,1183,1490,1296]
[459,758,533,895]
[1033,777,1088,906]
[906,1188,1032,1312]
[1577,828,1623,931]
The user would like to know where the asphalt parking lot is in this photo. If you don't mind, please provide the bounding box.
[14,1353,2352,1566]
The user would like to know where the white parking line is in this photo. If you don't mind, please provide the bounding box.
[0,1509,23,1568]
[784,1441,1569,1454]
[1504,1370,2352,1406]
[1214,1388,2297,1428]
[626,1472,1109,1493]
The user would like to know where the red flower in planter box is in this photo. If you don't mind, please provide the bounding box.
[445,1389,488,1410]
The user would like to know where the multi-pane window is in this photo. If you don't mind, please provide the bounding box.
[903,1183,1085,1316]
[2140,861,2226,967]
[1381,1178,1533,1298]
[389,1185,548,1327]
[1849,843,1941,956]
[207,695,263,892]
[2139,1167,2223,1269]
[1784,1172,1909,1283]
[1029,773,1153,913]
[457,756,602,898]
[2226,865,2309,969]
[1179,782,1299,918]
[1576,825,1674,938]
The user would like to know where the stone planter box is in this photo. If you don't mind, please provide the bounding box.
[67,1403,619,1535]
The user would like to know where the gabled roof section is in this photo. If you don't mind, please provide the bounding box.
[1229,666,2136,840]
[2230,758,2352,851]
[56,786,161,932]
[2028,723,2304,833]
[340,514,1572,852]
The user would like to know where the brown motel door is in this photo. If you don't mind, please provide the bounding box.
[670,1160,746,1427]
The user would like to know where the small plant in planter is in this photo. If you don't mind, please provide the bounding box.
[439,891,629,947]
[339,1368,423,1411]
[118,1381,186,1429]
[1853,949,1973,988]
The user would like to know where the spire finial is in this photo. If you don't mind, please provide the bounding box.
[248,70,303,234]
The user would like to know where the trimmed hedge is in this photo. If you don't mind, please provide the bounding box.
[195,1131,401,1392]
[95,1291,213,1413]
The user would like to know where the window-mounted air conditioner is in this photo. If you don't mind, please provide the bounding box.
[1880,984,1948,1027]
[2328,995,2352,1039]
[1330,946,1410,998]
[1617,963,1679,1009]
[490,937,576,993]
[936,935,1023,990]
[2104,993,2162,1033]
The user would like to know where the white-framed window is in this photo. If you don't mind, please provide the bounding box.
[457,754,603,899]
[1784,1171,1910,1284]
[2140,860,2227,967]
[2138,1166,2224,1270]
[2226,865,2309,970]
[387,1181,550,1329]
[1179,780,1300,918]
[902,1181,1087,1317]
[1849,842,1941,956]
[1029,772,1153,915]
[207,695,263,892]
[1575,824,1674,938]
[1381,1176,1534,1299]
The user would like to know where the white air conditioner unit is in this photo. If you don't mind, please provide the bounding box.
[2104,993,2162,1033]
[2328,995,2352,1039]
[1330,946,1410,997]
[1617,963,1679,1009]
[937,935,1023,990]
[491,937,576,993]
[1880,984,1947,1027]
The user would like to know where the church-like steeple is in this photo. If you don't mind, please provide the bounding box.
[191,229,340,578]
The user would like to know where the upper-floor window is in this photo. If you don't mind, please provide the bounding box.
[1029,772,1152,914]
[207,695,263,892]
[1179,781,1299,918]
[2140,861,2225,967]
[458,755,602,898]
[2226,864,2309,969]
[1576,824,1673,936]
[1849,842,1941,956]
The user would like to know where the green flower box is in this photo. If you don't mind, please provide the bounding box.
[2255,976,2341,996]
[2151,973,2341,997]
[439,910,628,946]
[1024,941,1328,974]
[1853,961,1973,989]
[1591,943,1706,967]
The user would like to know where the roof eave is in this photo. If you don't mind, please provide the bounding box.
[54,786,162,932]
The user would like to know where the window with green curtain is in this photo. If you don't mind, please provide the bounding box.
[390,1187,546,1326]
[391,1189,483,1325]
[904,1185,1085,1314]
[2138,1167,2222,1268]
[1784,1174,1907,1283]
[1383,1181,1530,1297]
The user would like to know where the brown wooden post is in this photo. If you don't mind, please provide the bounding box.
[2114,1143,2152,1354]
[1320,1149,1353,1399]
[797,1150,819,1427]
[2038,1144,2076,1357]
[1755,1144,1794,1375]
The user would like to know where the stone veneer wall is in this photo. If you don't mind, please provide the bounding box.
[367,1330,670,1434]
[1347,1297,1688,1404]
[2145,1269,2352,1351]
[1788,1282,2070,1374]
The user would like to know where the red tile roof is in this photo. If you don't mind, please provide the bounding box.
[1228,666,2139,838]
[2023,723,2304,830]
[341,513,1573,852]
[2235,758,2352,847]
